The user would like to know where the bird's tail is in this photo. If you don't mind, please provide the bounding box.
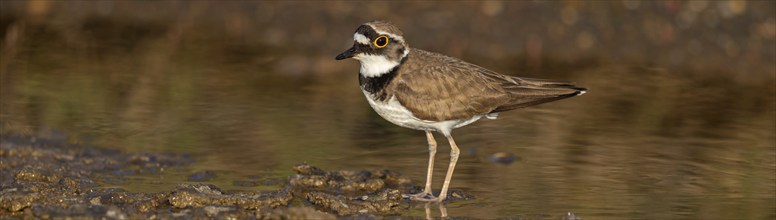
[491,77,586,112]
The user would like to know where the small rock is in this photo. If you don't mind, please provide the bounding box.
[187,171,216,182]
[489,152,518,165]
[90,197,101,205]
[293,164,327,175]
[0,188,38,212]
[448,189,475,200]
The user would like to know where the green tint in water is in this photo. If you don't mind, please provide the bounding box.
[1,13,775,220]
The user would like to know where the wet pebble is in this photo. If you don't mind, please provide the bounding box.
[187,170,216,182]
[0,188,38,212]
[168,183,292,209]
[305,189,402,216]
[448,189,475,200]
[489,152,519,165]
[232,180,257,187]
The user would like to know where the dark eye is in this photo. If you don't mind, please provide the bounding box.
[373,36,389,48]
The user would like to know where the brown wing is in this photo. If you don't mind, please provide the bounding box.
[388,50,510,121]
[389,49,585,121]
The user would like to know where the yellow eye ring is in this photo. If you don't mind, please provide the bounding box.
[373,36,389,48]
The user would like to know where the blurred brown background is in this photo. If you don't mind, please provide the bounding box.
[2,1,774,78]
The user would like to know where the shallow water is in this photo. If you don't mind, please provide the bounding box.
[2,2,775,219]
[4,52,774,219]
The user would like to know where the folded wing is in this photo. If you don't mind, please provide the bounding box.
[390,49,585,121]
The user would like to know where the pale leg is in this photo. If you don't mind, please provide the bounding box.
[438,135,460,202]
[404,130,438,201]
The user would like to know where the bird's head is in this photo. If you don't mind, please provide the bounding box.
[336,21,409,77]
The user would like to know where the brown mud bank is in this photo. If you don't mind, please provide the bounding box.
[0,134,472,219]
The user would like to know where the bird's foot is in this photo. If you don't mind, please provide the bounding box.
[403,192,439,202]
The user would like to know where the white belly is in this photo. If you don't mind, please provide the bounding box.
[361,91,482,136]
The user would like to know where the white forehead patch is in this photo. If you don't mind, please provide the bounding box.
[375,31,405,43]
[353,54,400,78]
[365,23,406,44]
[354,33,370,45]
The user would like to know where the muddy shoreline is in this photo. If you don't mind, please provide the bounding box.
[0,134,474,219]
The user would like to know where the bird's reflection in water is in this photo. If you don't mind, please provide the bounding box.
[424,203,448,219]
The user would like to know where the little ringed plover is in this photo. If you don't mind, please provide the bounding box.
[335,21,586,202]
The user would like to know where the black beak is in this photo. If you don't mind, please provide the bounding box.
[335,44,358,60]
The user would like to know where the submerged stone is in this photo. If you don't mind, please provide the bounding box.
[168,183,292,209]
[489,152,518,165]
[187,170,217,182]
[0,187,39,212]
[288,163,414,215]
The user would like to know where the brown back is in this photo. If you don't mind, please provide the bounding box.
[388,49,584,121]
